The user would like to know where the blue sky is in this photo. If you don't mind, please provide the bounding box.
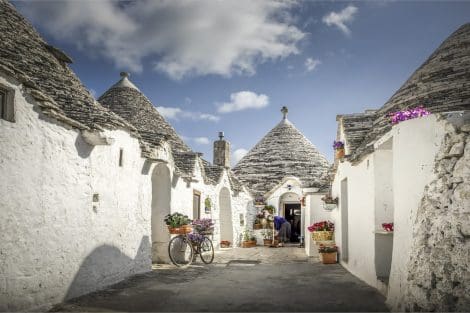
[15,1,470,164]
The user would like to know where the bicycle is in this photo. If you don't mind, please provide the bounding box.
[168,231,214,267]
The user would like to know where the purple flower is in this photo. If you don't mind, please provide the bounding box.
[333,140,344,149]
[389,106,430,125]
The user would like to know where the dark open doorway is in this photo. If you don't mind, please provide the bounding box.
[284,203,301,242]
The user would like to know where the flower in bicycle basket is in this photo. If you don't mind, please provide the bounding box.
[191,218,214,234]
[188,233,204,243]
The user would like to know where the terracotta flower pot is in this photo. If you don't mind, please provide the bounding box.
[320,252,337,264]
[335,148,345,159]
[254,224,262,230]
[241,240,257,248]
[263,239,272,246]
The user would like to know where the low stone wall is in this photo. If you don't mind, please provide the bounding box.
[404,114,469,311]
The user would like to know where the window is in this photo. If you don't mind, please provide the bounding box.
[119,148,124,167]
[0,86,14,122]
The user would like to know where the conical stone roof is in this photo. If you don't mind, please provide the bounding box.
[99,73,191,154]
[233,107,330,196]
[0,0,132,131]
[347,23,470,163]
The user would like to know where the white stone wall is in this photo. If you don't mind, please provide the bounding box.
[403,115,469,311]
[304,194,329,257]
[0,77,152,311]
[387,115,448,309]
[331,114,454,306]
[331,155,377,287]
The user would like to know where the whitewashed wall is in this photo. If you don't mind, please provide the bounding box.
[387,115,446,309]
[0,76,152,311]
[331,156,377,287]
[332,114,449,304]
[304,194,329,257]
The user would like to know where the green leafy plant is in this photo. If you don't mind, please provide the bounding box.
[261,229,273,240]
[264,205,275,214]
[243,230,252,241]
[164,212,192,228]
[318,245,338,253]
[204,197,212,209]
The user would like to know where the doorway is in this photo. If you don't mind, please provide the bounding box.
[284,203,301,242]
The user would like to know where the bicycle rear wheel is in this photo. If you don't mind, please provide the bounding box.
[199,237,214,264]
[168,235,194,267]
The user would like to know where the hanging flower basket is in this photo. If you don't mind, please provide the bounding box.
[312,231,334,241]
[323,203,336,211]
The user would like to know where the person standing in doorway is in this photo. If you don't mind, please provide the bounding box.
[274,216,291,247]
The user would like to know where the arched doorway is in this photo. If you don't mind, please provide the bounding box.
[151,163,171,263]
[219,187,233,244]
[279,192,302,242]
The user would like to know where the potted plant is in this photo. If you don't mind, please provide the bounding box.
[241,230,257,248]
[164,212,192,234]
[266,214,274,229]
[254,212,264,229]
[321,195,338,211]
[204,197,212,214]
[220,240,231,248]
[308,221,334,241]
[333,140,345,159]
[261,229,273,246]
[264,205,275,215]
[318,244,338,264]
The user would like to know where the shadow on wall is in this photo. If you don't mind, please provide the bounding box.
[74,133,94,159]
[64,236,151,301]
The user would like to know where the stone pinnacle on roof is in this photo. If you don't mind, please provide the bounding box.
[233,107,330,196]
[110,72,140,91]
[281,106,288,120]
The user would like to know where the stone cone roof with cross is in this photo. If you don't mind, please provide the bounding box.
[233,107,330,196]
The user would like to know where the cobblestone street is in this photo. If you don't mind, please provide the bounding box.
[53,246,389,312]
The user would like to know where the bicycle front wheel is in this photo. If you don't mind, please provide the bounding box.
[199,237,214,264]
[168,235,194,267]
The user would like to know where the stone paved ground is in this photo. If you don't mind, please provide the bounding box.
[52,245,389,312]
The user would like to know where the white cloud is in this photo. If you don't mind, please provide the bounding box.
[18,0,305,80]
[180,136,210,145]
[322,5,358,36]
[157,106,219,122]
[305,58,321,72]
[233,148,248,165]
[217,91,269,113]
[194,137,210,145]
